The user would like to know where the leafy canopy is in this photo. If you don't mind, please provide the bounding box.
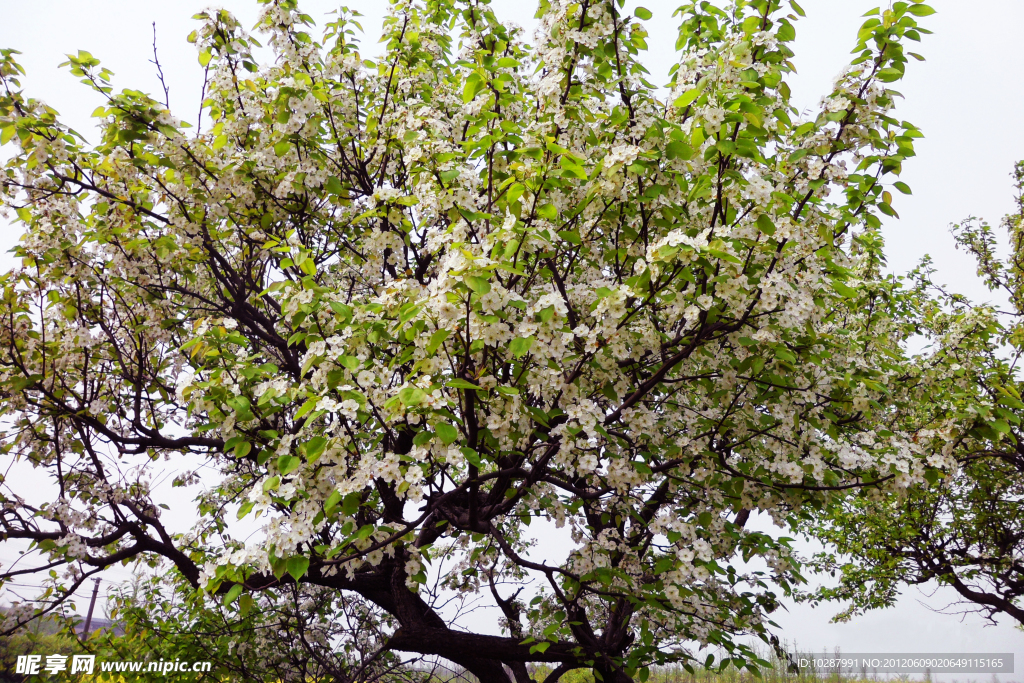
[801,162,1024,628]
[0,0,943,680]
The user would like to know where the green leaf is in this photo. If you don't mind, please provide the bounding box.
[875,67,903,83]
[536,204,558,221]
[436,422,460,445]
[294,397,319,420]
[463,72,484,103]
[326,176,344,195]
[342,492,361,516]
[465,274,491,294]
[831,279,858,298]
[509,336,535,359]
[0,126,14,146]
[399,303,422,325]
[236,500,254,520]
[223,583,243,606]
[906,4,935,16]
[399,386,426,405]
[226,396,253,419]
[274,140,291,156]
[447,378,481,390]
[426,329,451,355]
[756,214,776,236]
[286,556,310,582]
[666,140,692,160]
[673,87,702,109]
[330,301,353,319]
[708,249,741,265]
[506,183,525,205]
[773,347,796,363]
[526,406,550,427]
[277,455,301,475]
[559,157,588,179]
[461,447,483,468]
[238,593,253,616]
[997,387,1024,409]
[271,557,287,580]
[324,489,343,514]
[546,141,573,157]
[893,181,912,195]
[557,230,582,245]
[634,6,652,20]
[303,436,328,460]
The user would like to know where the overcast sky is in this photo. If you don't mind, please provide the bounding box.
[1,0,1022,675]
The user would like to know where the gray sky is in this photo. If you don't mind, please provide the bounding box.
[0,0,1021,674]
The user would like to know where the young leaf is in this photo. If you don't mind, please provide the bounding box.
[399,386,426,405]
[463,72,484,103]
[223,583,243,606]
[673,87,702,109]
[464,274,491,294]
[286,556,310,582]
[509,336,535,359]
[277,455,301,475]
[436,423,460,445]
[426,329,451,355]
[536,204,558,221]
[447,378,481,390]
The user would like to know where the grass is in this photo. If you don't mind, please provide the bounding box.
[524,646,950,683]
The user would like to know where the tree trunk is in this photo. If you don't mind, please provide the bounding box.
[508,661,534,683]
[595,663,634,683]
[455,658,512,683]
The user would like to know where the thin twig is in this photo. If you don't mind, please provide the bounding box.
[150,22,170,108]
[197,64,210,133]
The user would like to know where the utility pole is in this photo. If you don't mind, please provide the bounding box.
[82,578,101,638]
